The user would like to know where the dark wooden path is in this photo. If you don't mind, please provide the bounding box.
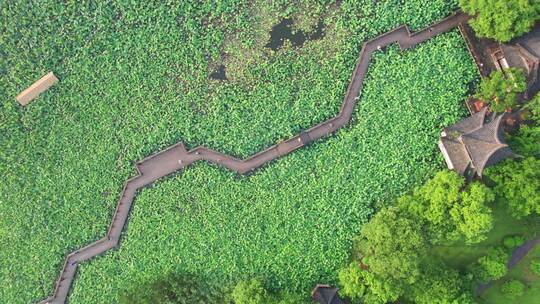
[38,12,470,304]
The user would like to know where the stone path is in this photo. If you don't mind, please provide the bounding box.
[38,12,470,304]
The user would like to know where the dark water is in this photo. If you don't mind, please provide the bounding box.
[266,18,325,50]
[210,64,227,80]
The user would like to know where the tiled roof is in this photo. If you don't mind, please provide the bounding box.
[439,110,514,176]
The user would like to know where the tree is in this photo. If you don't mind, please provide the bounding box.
[399,170,495,244]
[525,93,540,122]
[501,279,526,299]
[356,206,427,283]
[119,274,226,304]
[408,263,474,304]
[486,157,540,218]
[231,279,269,304]
[338,263,401,304]
[511,93,540,156]
[459,0,540,42]
[509,125,540,157]
[475,68,527,112]
[471,247,509,282]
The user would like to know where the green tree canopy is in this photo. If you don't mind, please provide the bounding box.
[231,279,269,304]
[459,0,540,42]
[338,262,401,304]
[399,170,495,244]
[119,274,226,304]
[525,93,540,122]
[357,206,427,283]
[509,125,540,157]
[471,247,509,282]
[475,68,527,112]
[511,93,540,156]
[501,279,526,299]
[408,262,474,304]
[487,157,540,218]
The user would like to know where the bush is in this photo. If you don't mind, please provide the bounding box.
[531,259,540,276]
[500,279,526,299]
[503,235,526,249]
[471,247,509,282]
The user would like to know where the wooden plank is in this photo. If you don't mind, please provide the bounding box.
[15,72,58,106]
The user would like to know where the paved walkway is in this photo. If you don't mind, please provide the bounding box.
[38,12,470,304]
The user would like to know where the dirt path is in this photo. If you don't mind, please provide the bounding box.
[38,12,470,304]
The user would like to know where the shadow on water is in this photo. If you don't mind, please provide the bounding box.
[266,18,325,50]
[210,64,227,80]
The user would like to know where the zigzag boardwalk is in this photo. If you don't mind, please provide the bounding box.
[38,12,470,304]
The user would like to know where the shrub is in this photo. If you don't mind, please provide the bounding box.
[503,235,526,249]
[531,259,540,276]
[500,279,526,299]
[471,247,509,282]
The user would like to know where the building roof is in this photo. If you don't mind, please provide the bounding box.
[312,285,343,304]
[439,109,514,177]
[500,25,540,99]
[444,107,489,135]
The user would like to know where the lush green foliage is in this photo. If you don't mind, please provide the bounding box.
[486,157,540,218]
[500,279,526,299]
[475,68,527,112]
[67,33,475,303]
[509,125,540,157]
[399,170,495,244]
[459,0,540,42]
[230,279,306,304]
[408,262,475,304]
[231,279,268,304]
[340,171,488,303]
[338,263,400,304]
[471,247,509,282]
[480,240,540,304]
[0,1,477,303]
[531,259,540,276]
[118,274,227,304]
[503,235,526,249]
[511,93,540,156]
[357,207,427,283]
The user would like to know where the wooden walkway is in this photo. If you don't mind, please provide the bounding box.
[38,12,470,304]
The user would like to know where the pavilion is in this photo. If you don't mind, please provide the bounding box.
[438,107,515,177]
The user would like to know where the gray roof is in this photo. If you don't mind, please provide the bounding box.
[439,109,514,177]
[312,285,342,304]
[503,24,540,99]
[444,107,488,135]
